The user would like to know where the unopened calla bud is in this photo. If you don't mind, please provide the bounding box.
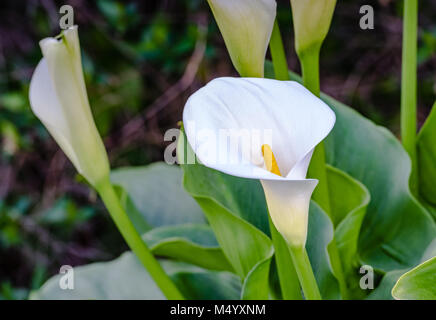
[290,0,337,55]
[29,26,110,188]
[207,0,277,77]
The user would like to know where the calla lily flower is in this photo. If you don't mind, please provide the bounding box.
[183,77,335,247]
[290,0,336,55]
[29,26,110,188]
[207,0,276,77]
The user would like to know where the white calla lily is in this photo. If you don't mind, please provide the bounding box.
[183,77,335,247]
[29,26,109,188]
[207,0,276,77]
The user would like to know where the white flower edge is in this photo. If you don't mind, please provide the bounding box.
[183,77,336,182]
[29,26,109,187]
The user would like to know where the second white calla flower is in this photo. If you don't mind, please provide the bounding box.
[29,26,109,188]
[183,77,335,247]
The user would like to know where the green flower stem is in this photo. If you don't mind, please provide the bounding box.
[96,177,184,300]
[269,20,290,81]
[299,46,331,216]
[300,46,321,96]
[299,45,350,299]
[268,216,303,300]
[401,0,418,193]
[288,245,321,300]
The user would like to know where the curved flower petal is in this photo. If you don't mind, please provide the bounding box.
[261,179,318,247]
[183,77,336,181]
[29,26,109,187]
[207,0,276,77]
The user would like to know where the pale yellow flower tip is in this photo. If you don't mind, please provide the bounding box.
[290,0,337,55]
[207,0,276,77]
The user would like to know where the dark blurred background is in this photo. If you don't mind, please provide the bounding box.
[0,0,435,299]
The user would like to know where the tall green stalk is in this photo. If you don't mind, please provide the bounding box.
[270,20,290,81]
[96,177,184,300]
[299,45,330,215]
[401,0,418,193]
[288,245,321,300]
[300,46,321,96]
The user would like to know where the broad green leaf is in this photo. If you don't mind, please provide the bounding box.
[111,163,205,227]
[178,130,273,283]
[322,93,436,271]
[326,165,370,297]
[392,256,436,300]
[142,224,233,272]
[31,252,240,300]
[164,261,241,300]
[241,258,272,300]
[306,201,340,300]
[187,192,273,278]
[368,239,436,300]
[417,102,436,210]
[366,269,406,300]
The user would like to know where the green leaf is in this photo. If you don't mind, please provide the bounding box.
[186,188,273,278]
[142,224,233,272]
[392,256,436,300]
[417,102,436,211]
[306,201,340,300]
[241,258,272,300]
[178,130,273,282]
[368,239,436,300]
[322,93,436,271]
[111,163,206,228]
[31,252,241,300]
[366,269,407,300]
[326,165,370,297]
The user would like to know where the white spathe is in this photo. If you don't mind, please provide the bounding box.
[29,26,109,188]
[207,0,276,77]
[183,77,335,247]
